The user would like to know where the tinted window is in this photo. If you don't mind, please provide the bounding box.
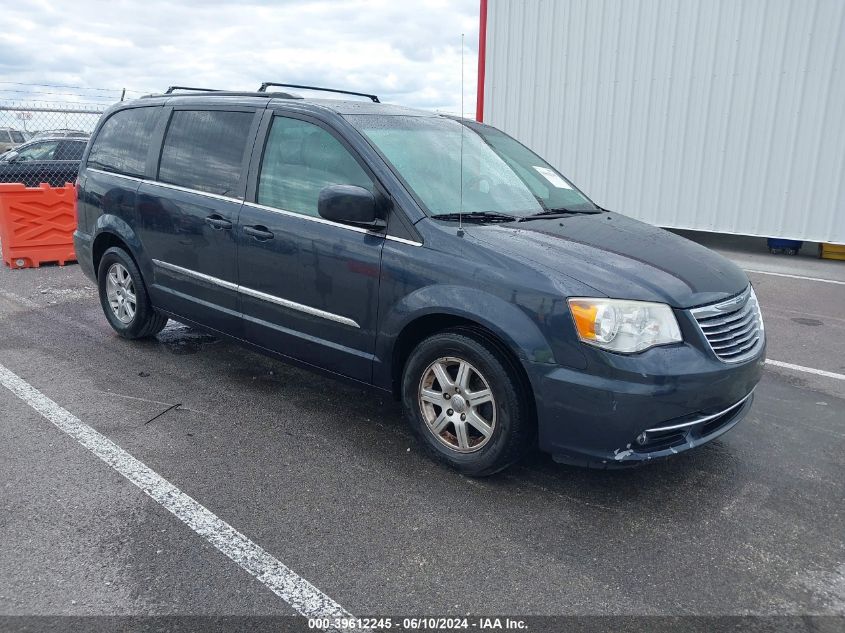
[257,116,372,217]
[55,140,85,161]
[10,131,25,143]
[87,107,158,177]
[158,110,253,196]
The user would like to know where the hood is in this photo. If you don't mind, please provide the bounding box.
[463,212,748,309]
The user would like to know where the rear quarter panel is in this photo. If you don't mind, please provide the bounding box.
[78,169,145,272]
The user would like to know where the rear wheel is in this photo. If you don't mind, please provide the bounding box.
[401,330,533,476]
[97,247,167,339]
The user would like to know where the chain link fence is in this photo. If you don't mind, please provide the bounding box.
[0,101,108,187]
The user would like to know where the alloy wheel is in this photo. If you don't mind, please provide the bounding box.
[418,356,497,453]
[105,262,137,324]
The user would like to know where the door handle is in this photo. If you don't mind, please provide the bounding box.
[244,225,275,241]
[205,215,233,230]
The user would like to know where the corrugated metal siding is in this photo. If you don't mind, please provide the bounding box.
[483,0,845,243]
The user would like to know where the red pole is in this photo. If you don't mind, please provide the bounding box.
[476,0,488,122]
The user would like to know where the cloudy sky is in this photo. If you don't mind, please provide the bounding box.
[0,0,480,113]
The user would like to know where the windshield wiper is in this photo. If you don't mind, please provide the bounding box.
[519,207,603,221]
[431,211,519,223]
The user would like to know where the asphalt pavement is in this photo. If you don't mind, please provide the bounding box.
[0,237,843,624]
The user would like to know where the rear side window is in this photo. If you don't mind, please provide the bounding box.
[158,110,254,196]
[55,141,85,160]
[87,107,158,177]
[10,131,24,143]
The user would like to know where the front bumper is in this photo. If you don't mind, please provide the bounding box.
[527,336,766,467]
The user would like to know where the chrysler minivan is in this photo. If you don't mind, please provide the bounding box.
[74,84,765,475]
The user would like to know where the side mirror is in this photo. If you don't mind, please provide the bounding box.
[4,151,20,163]
[318,184,385,229]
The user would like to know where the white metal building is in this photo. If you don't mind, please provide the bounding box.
[477,0,845,244]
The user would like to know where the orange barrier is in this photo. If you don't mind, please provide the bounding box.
[0,183,77,269]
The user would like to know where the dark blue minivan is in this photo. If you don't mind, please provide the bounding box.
[74,85,766,475]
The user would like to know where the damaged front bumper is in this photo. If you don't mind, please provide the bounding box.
[602,390,754,465]
[526,337,765,468]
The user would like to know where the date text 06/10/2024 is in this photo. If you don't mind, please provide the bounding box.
[307,617,528,630]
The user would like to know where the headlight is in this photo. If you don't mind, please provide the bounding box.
[567,298,682,353]
[749,286,764,331]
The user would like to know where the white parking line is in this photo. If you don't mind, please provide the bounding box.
[744,269,845,286]
[0,362,353,623]
[766,359,845,381]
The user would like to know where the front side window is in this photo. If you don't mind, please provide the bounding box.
[10,131,25,143]
[158,110,254,196]
[15,141,59,161]
[87,107,159,177]
[348,115,598,218]
[257,116,373,217]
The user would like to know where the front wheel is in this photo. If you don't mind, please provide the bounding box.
[401,330,534,476]
[97,247,167,339]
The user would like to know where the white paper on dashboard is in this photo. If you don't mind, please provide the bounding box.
[533,166,572,189]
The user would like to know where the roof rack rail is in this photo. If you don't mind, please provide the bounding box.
[164,86,222,94]
[258,82,380,103]
[142,90,302,100]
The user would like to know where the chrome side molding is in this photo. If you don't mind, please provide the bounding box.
[154,259,239,292]
[152,259,360,328]
[237,285,359,328]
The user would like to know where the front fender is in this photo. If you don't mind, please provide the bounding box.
[374,284,559,390]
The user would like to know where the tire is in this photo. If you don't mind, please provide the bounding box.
[97,247,168,339]
[401,330,534,476]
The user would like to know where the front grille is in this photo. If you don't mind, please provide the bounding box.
[691,286,763,362]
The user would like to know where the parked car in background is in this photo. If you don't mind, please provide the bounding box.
[29,129,89,141]
[0,127,26,153]
[0,137,87,187]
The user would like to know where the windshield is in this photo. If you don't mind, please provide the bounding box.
[348,115,598,218]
